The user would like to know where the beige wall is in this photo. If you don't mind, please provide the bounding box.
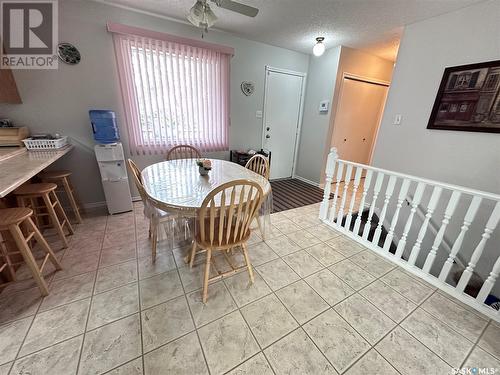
[320,46,394,184]
[295,46,341,183]
[295,46,394,184]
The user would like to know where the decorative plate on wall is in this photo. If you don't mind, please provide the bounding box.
[241,81,255,96]
[57,43,81,65]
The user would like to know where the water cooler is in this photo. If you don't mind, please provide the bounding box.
[90,110,133,215]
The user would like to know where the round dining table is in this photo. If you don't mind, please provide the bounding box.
[141,158,272,213]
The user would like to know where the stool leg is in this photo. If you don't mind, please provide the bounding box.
[42,193,69,248]
[29,198,41,229]
[0,232,16,281]
[16,196,25,208]
[68,178,85,216]
[8,223,49,296]
[51,191,74,236]
[25,217,62,271]
[62,177,82,224]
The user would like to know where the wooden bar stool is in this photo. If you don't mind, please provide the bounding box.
[39,170,83,223]
[14,183,74,248]
[0,208,62,296]
[0,233,16,282]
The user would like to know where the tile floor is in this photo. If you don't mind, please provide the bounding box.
[0,202,499,375]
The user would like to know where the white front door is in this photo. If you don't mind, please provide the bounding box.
[263,68,305,179]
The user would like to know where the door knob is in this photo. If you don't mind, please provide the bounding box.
[266,135,270,139]
[266,127,270,131]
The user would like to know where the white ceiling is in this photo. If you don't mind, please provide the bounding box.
[98,0,484,61]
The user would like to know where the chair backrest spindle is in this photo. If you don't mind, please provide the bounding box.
[198,180,264,248]
[244,154,270,180]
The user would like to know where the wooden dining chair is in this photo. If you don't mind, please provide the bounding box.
[166,145,201,161]
[190,180,264,303]
[245,154,270,180]
[127,159,173,262]
[245,154,270,238]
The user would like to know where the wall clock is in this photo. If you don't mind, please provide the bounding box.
[57,42,81,65]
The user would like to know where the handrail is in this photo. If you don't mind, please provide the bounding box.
[336,157,500,202]
[320,147,500,322]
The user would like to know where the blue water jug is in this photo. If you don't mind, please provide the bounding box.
[89,110,120,144]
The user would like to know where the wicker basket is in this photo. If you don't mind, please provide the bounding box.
[22,136,69,150]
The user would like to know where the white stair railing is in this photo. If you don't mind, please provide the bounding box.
[320,148,500,321]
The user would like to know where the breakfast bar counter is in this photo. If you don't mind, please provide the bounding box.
[0,145,73,198]
[0,147,26,162]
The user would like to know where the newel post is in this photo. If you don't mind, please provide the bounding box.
[319,147,338,220]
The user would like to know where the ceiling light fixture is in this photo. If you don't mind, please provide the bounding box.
[187,0,218,32]
[313,37,326,57]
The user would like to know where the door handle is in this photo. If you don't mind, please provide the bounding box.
[266,135,270,139]
[266,127,270,131]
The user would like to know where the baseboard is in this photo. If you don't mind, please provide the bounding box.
[77,196,142,211]
[81,201,107,210]
[292,174,320,188]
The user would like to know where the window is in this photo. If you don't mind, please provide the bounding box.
[110,23,232,154]
[485,74,499,90]
[456,73,471,88]
[439,103,450,112]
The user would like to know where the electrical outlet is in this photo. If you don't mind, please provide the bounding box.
[394,114,402,125]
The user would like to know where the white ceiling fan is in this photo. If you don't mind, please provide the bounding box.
[187,0,259,32]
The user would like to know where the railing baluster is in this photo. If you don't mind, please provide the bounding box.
[408,186,443,266]
[328,161,344,222]
[438,196,482,282]
[394,182,426,259]
[319,156,500,320]
[336,164,353,227]
[345,167,363,230]
[477,253,500,304]
[353,170,373,236]
[457,202,500,293]
[320,148,338,220]
[362,172,385,240]
[383,178,411,252]
[422,191,461,273]
[373,175,397,245]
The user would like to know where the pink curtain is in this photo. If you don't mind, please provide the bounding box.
[110,24,232,155]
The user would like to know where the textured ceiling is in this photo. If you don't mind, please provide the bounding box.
[97,0,484,61]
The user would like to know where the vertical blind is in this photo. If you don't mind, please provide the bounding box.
[111,26,231,155]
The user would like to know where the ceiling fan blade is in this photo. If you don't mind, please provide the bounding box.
[215,0,259,17]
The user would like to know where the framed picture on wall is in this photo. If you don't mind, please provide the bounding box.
[427,60,500,133]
